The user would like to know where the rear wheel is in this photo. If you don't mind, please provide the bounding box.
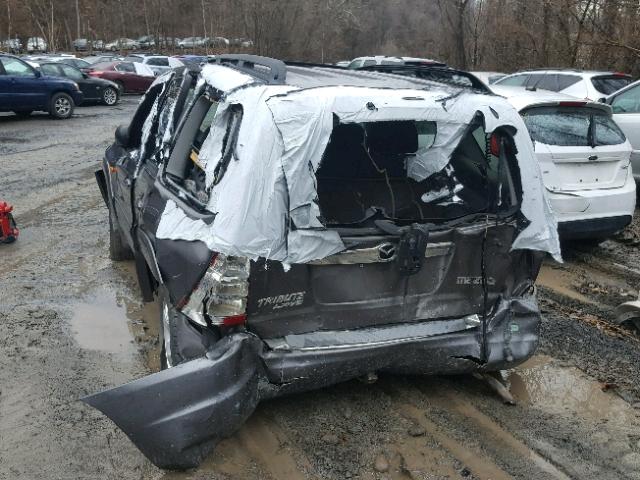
[49,92,74,119]
[102,86,118,106]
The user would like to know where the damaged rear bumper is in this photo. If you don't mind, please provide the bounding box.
[82,295,539,470]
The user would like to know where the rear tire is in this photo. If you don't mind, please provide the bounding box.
[102,86,118,106]
[108,197,133,261]
[49,92,74,119]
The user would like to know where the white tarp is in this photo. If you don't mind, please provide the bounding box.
[156,67,561,263]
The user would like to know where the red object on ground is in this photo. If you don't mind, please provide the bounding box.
[0,201,19,244]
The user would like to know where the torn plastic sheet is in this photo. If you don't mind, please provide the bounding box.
[156,81,561,263]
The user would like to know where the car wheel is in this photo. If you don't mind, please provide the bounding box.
[158,285,220,370]
[49,92,74,119]
[13,110,33,117]
[107,196,133,261]
[102,87,118,106]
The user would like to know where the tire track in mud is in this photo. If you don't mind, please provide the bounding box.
[382,377,587,480]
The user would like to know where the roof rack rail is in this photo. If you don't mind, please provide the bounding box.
[284,60,347,69]
[359,64,491,93]
[208,54,287,84]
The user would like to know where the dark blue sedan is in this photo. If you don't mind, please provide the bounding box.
[0,54,84,119]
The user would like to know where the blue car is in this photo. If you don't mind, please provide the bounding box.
[0,54,84,119]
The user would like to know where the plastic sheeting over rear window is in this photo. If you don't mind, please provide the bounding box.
[156,78,561,263]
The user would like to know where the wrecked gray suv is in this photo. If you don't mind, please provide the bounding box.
[88,55,561,469]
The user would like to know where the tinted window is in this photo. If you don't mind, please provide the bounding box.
[533,74,558,91]
[147,57,169,66]
[40,64,61,76]
[611,84,640,113]
[61,65,83,81]
[557,74,581,90]
[1,57,35,77]
[524,73,545,88]
[591,75,633,95]
[362,60,376,67]
[521,106,625,146]
[497,74,528,86]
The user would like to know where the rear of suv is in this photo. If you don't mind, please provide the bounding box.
[494,69,633,101]
[86,55,560,470]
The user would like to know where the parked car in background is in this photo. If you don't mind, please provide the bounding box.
[494,70,634,101]
[177,37,206,49]
[348,55,446,69]
[26,37,47,53]
[494,85,636,239]
[229,37,253,47]
[91,39,105,50]
[470,71,506,85]
[84,54,124,64]
[335,60,350,67]
[137,35,156,49]
[125,54,184,76]
[105,38,139,51]
[606,79,640,181]
[73,38,89,51]
[1,38,22,53]
[39,62,119,106]
[209,37,229,47]
[0,54,82,118]
[24,55,92,72]
[87,60,154,93]
[86,56,559,469]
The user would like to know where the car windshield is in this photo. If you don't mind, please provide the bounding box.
[521,106,626,147]
[591,75,633,95]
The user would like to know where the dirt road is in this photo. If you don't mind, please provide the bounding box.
[1,101,640,480]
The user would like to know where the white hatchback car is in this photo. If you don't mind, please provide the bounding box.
[493,85,636,239]
[606,79,640,181]
[494,70,633,101]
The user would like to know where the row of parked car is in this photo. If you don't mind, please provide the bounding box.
[1,35,254,54]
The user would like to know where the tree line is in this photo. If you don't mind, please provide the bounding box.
[3,0,640,75]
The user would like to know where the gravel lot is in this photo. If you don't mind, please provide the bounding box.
[1,99,640,480]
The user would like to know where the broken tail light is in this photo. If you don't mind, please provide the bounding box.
[181,253,250,327]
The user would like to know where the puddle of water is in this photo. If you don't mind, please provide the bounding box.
[508,356,639,426]
[536,265,595,304]
[69,289,159,364]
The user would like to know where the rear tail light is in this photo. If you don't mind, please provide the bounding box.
[181,253,250,327]
[489,132,501,156]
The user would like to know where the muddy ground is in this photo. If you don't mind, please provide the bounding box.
[1,100,640,480]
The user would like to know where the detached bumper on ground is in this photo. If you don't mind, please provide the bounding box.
[82,295,540,470]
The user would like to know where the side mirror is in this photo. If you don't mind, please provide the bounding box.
[33,69,41,78]
[597,97,607,103]
[82,72,89,78]
[115,124,130,147]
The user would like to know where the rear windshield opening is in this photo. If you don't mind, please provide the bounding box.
[521,106,626,147]
[591,75,633,96]
[315,119,520,227]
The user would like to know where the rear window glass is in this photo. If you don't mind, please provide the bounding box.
[557,74,581,90]
[316,118,519,226]
[521,106,625,146]
[591,76,633,95]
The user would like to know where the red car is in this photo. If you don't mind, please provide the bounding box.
[87,61,155,94]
